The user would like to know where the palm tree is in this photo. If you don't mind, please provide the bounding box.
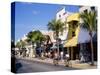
[16,40,27,56]
[26,30,46,57]
[27,30,46,46]
[47,19,65,55]
[21,40,27,48]
[80,7,97,65]
[16,40,26,49]
[16,41,21,50]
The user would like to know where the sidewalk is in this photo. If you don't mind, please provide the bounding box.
[19,57,97,69]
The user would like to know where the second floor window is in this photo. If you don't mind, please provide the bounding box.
[59,15,61,18]
[72,31,75,37]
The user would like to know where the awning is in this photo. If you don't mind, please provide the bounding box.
[64,37,78,47]
[64,25,80,47]
[67,13,80,23]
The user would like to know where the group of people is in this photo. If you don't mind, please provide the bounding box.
[35,43,62,58]
[35,44,71,66]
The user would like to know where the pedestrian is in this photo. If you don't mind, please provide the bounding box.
[80,53,85,63]
[48,52,51,58]
[53,50,59,65]
[60,51,63,61]
[64,53,70,67]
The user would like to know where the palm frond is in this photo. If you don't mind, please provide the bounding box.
[80,8,97,32]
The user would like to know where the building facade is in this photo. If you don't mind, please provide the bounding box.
[57,6,97,61]
[56,7,72,42]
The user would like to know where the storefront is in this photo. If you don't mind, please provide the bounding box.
[64,13,80,60]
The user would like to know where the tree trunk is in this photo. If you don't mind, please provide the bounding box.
[54,31,58,57]
[90,33,94,65]
[56,33,59,57]
[71,47,73,60]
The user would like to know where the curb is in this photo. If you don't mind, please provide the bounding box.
[17,57,97,69]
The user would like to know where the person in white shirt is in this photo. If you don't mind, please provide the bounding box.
[60,51,63,61]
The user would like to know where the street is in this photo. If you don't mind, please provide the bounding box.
[16,58,78,73]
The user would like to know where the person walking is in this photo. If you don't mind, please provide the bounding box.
[53,50,59,66]
[60,51,63,61]
[64,53,70,67]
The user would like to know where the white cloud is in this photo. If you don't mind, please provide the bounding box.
[32,10,39,15]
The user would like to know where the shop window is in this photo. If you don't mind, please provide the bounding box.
[72,21,78,29]
[72,25,75,29]
[63,12,66,15]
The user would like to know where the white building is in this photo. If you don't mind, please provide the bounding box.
[56,7,73,43]
[41,30,56,43]
[79,6,97,13]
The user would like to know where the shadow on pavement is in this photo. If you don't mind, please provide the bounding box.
[16,62,22,71]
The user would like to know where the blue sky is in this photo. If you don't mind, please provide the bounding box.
[14,2,80,41]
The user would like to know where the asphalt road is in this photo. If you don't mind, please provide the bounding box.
[16,58,78,73]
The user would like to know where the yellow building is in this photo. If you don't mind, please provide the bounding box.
[64,13,80,60]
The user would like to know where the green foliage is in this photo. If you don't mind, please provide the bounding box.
[80,7,97,65]
[47,19,65,38]
[80,7,97,32]
[27,30,46,44]
[16,41,21,48]
[16,40,26,49]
